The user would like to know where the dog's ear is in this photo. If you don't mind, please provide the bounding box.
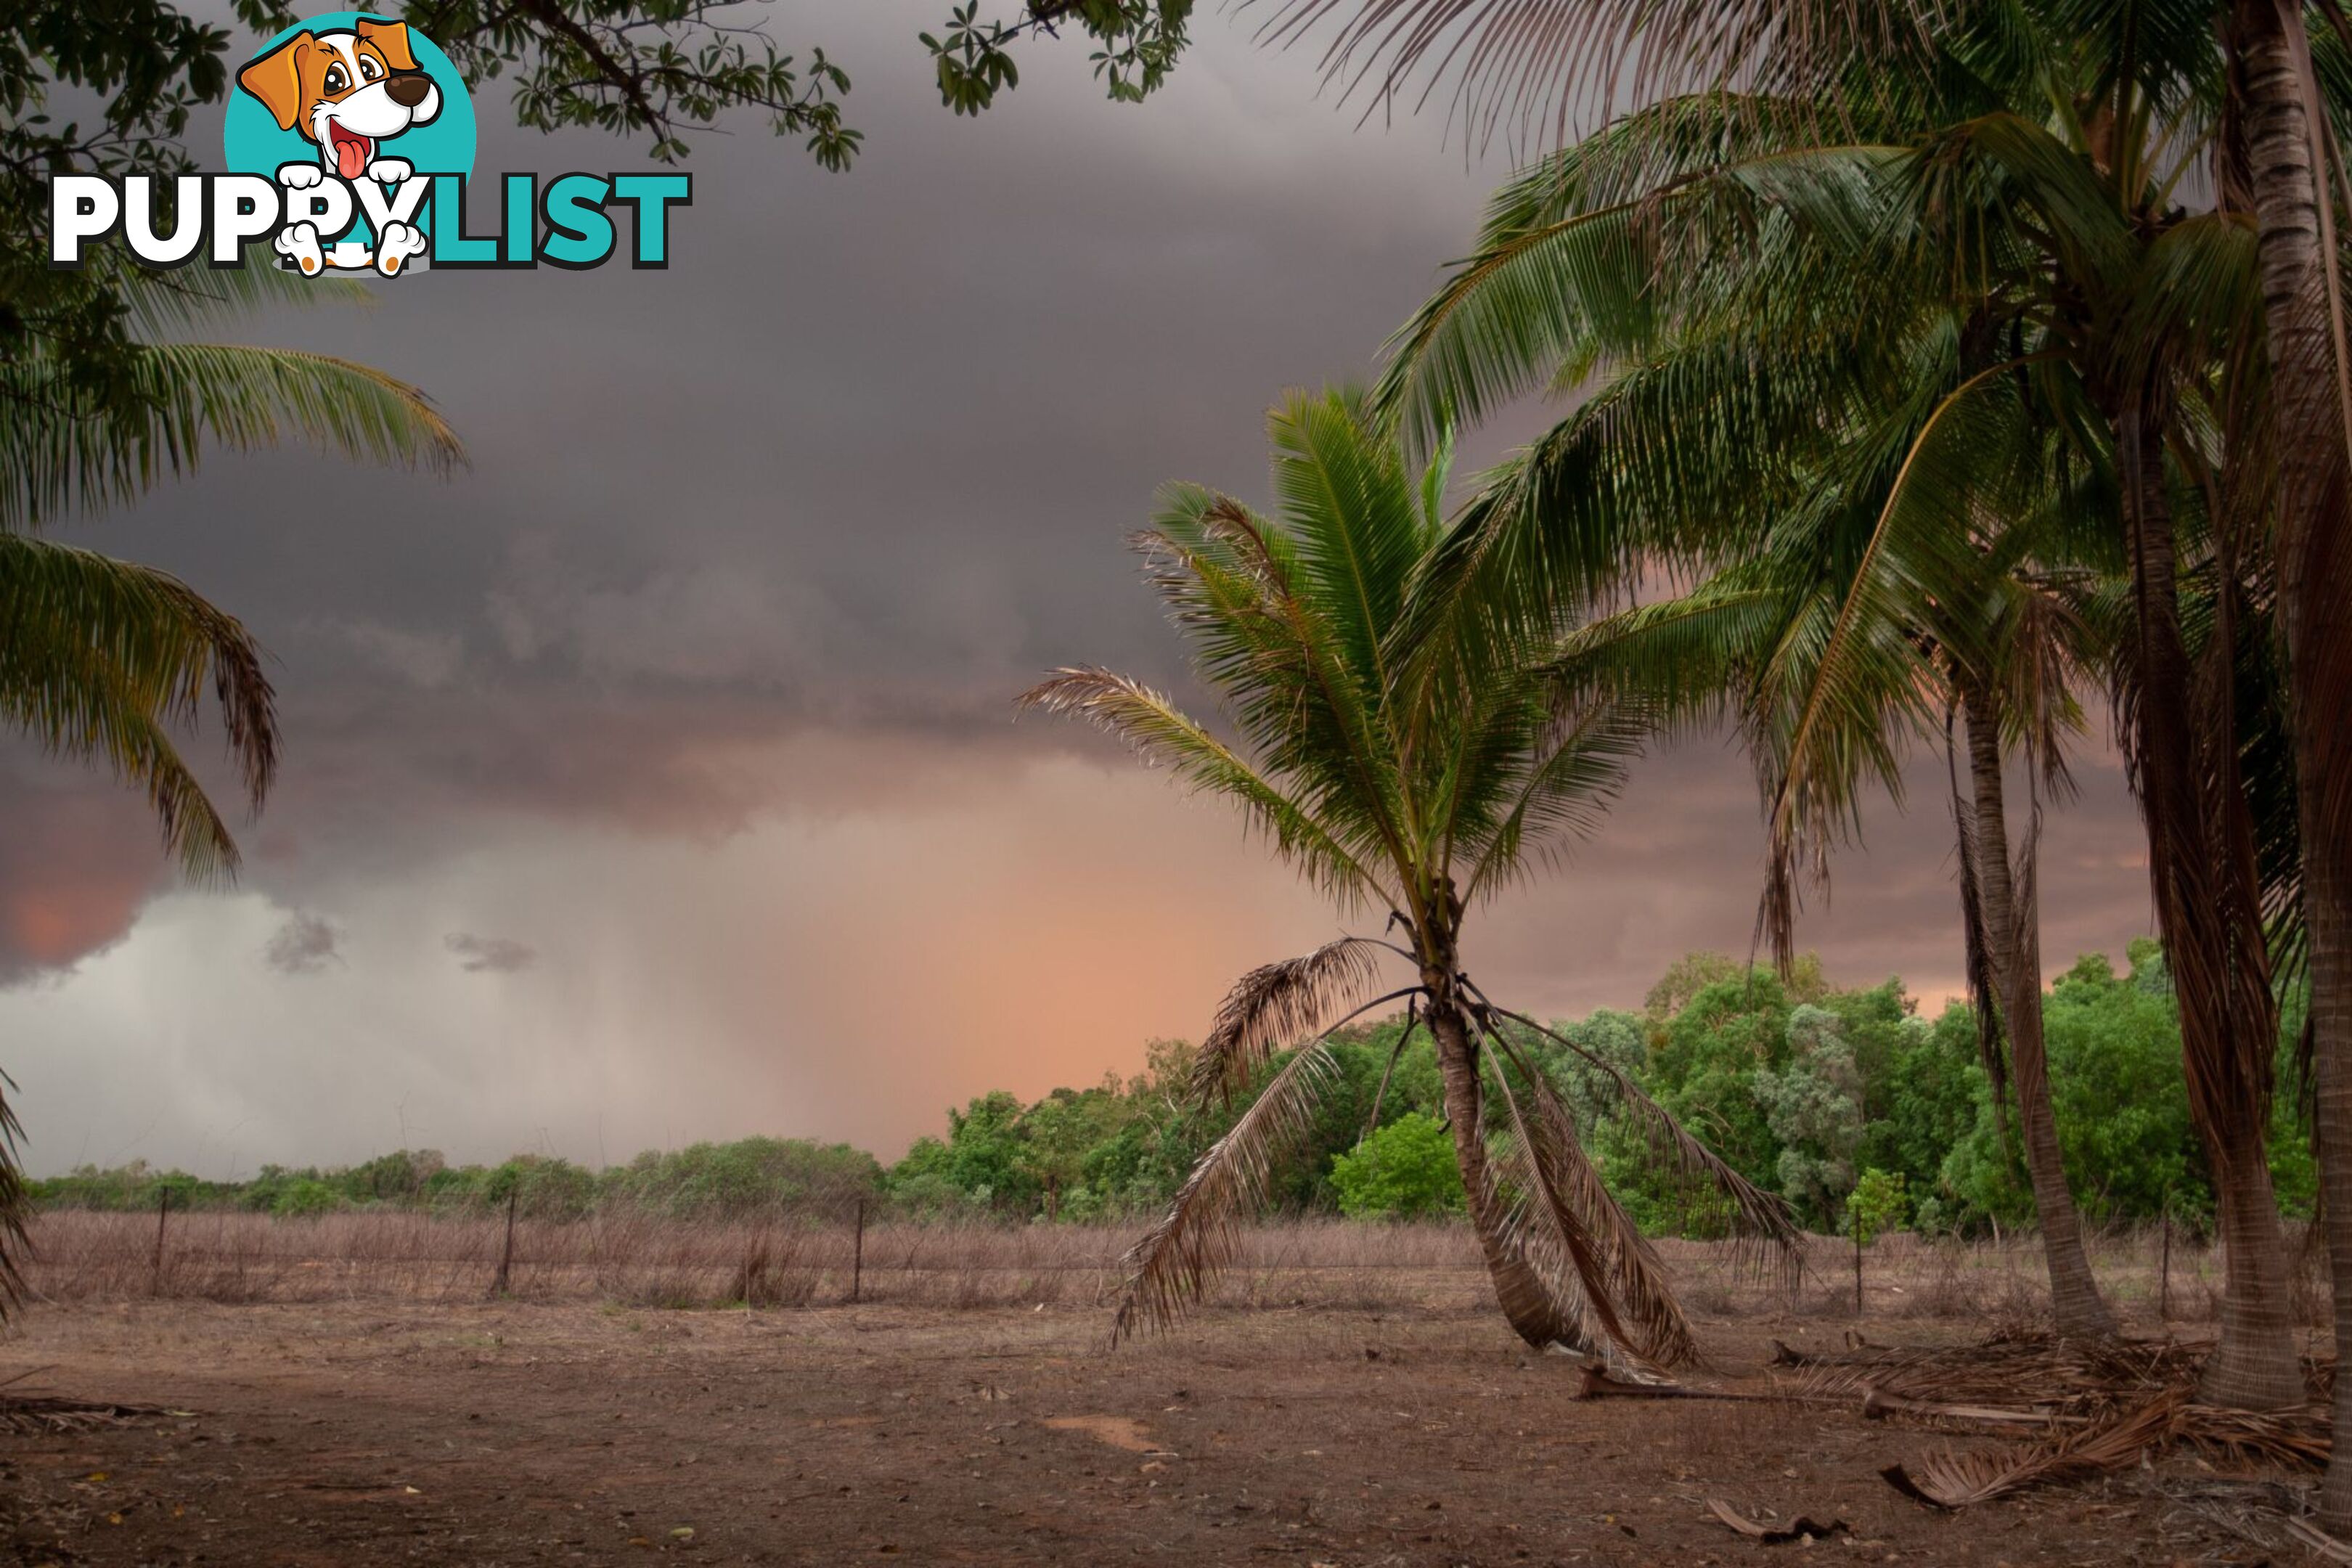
[355,18,421,74]
[238,33,313,132]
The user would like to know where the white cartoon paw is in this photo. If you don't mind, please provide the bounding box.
[277,162,324,189]
[274,221,324,276]
[373,221,428,277]
[366,157,412,184]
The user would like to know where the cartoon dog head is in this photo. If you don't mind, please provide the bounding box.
[237,20,442,181]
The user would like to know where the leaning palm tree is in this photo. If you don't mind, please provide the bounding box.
[0,256,464,1312]
[1021,388,1795,1367]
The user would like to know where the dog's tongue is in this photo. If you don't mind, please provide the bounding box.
[333,131,368,181]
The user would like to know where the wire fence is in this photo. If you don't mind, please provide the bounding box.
[12,1207,2274,1326]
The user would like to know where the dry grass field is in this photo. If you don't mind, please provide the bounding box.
[0,1211,2331,1566]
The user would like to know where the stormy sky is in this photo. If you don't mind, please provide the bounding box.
[4,1,2157,1177]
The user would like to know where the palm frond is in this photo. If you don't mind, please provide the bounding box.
[0,1067,25,1320]
[0,343,464,530]
[1190,937,1406,1106]
[1470,989,1802,1253]
[0,532,279,879]
[1483,1022,1699,1367]
[1018,666,1389,910]
[1109,1041,1341,1342]
[1255,0,1940,155]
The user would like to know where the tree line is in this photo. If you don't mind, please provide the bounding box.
[38,943,2300,1237]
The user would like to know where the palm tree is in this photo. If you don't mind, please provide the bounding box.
[2209,0,2352,1526]
[1560,493,2123,1337]
[1021,388,1795,1366]
[0,256,463,1313]
[1349,2,2316,1401]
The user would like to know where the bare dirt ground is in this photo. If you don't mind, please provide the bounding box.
[0,1293,2317,1567]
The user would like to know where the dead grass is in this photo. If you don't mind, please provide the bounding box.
[18,1209,2258,1332]
[20,1209,1496,1312]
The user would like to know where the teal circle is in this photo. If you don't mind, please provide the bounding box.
[223,11,475,181]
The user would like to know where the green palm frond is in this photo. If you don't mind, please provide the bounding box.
[1017,665,1390,910]
[0,531,278,881]
[0,342,465,530]
[1374,128,1909,452]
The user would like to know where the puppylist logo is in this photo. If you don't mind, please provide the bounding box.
[49,11,690,274]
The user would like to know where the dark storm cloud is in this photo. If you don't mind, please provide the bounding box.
[9,0,1508,973]
[3,1,2163,1171]
[445,934,536,973]
[264,912,344,975]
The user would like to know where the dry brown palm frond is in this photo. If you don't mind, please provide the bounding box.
[1466,987,1800,1258]
[0,1393,167,1435]
[2177,1403,2331,1469]
[0,1066,25,1320]
[1706,1499,1852,1543]
[1880,1387,2188,1509]
[1853,1328,2332,1510]
[1109,1042,1340,1344]
[1189,937,1400,1106]
[1784,1328,2208,1413]
[1997,587,2084,807]
[1882,1391,2332,1511]
[1859,1388,2088,1428]
[1482,1048,1641,1363]
[1483,1021,1699,1368]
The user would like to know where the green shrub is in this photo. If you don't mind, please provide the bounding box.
[1328,1113,1464,1218]
[1845,1168,1908,1244]
[272,1178,341,1218]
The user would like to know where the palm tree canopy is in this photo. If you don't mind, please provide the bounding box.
[1025,386,1653,930]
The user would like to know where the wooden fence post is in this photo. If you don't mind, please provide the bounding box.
[2159,1208,2172,1321]
[490,1190,518,1297]
[1853,1206,1864,1316]
[851,1197,865,1304]
[151,1187,171,1293]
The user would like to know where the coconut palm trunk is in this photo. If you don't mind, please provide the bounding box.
[2224,0,2352,1502]
[2118,407,2302,1410]
[1957,680,2115,1339]
[1418,936,1581,1348]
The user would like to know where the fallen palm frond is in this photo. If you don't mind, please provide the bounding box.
[1776,1326,2207,1416]
[1879,1390,2329,1510]
[1845,1329,2333,1511]
[1705,1499,1852,1543]
[2287,1518,2352,1563]
[0,1393,171,1435]
[1860,1389,2088,1428]
[1881,1389,2189,1508]
[1577,1365,1784,1402]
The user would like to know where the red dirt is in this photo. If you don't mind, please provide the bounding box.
[0,1299,2305,1565]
